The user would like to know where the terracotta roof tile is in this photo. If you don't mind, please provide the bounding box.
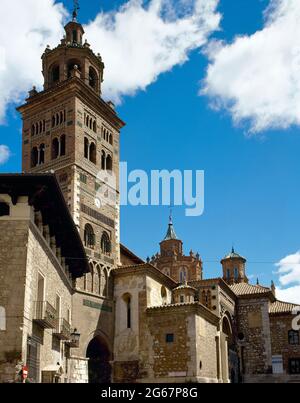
[230,282,270,296]
[269,300,298,314]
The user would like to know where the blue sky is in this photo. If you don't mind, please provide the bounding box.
[0,0,299,302]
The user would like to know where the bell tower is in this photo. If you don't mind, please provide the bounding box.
[221,248,248,285]
[18,6,125,274]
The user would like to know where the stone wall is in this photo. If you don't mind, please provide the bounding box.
[0,215,28,382]
[195,316,218,381]
[270,314,300,374]
[0,196,75,383]
[236,297,272,375]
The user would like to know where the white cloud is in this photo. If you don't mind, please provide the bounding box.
[85,0,221,103]
[0,0,67,122]
[0,0,220,121]
[202,0,300,133]
[0,145,10,165]
[275,251,300,304]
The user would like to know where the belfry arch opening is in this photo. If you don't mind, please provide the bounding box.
[86,336,112,383]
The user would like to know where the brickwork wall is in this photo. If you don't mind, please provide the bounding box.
[270,314,300,374]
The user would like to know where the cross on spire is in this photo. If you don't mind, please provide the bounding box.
[73,0,80,21]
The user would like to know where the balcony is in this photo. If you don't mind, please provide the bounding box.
[33,301,57,329]
[53,318,71,340]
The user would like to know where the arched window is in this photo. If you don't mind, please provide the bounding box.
[234,267,239,280]
[52,115,55,128]
[60,111,64,124]
[101,150,106,170]
[93,120,97,133]
[179,267,186,283]
[84,137,89,159]
[86,116,89,127]
[89,67,98,89]
[52,138,59,159]
[226,269,230,279]
[0,202,10,217]
[288,330,300,345]
[39,144,45,165]
[39,121,43,133]
[89,142,96,164]
[67,60,81,78]
[106,155,112,171]
[43,120,46,132]
[89,119,92,130]
[31,124,35,136]
[101,232,111,255]
[109,134,113,145]
[31,147,38,167]
[56,113,59,126]
[60,135,66,156]
[123,294,132,329]
[0,306,6,331]
[84,224,95,249]
[35,123,39,135]
[51,64,60,84]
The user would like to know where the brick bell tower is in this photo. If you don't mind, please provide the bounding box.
[17,7,125,270]
[221,247,248,285]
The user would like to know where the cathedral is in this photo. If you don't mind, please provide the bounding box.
[0,9,299,384]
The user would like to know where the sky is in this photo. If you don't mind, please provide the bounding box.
[0,0,299,303]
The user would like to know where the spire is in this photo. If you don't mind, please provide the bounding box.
[73,0,80,21]
[256,278,259,285]
[163,213,177,241]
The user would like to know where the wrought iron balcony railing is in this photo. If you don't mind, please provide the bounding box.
[53,318,71,340]
[33,301,57,329]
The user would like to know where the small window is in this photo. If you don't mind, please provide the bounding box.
[288,330,299,345]
[234,268,239,280]
[0,306,6,331]
[72,30,77,43]
[226,269,230,279]
[89,67,97,89]
[101,232,111,255]
[0,202,10,217]
[180,295,184,303]
[106,154,112,171]
[89,142,96,164]
[84,224,95,249]
[289,358,300,374]
[60,135,66,156]
[39,144,45,165]
[52,65,60,83]
[31,147,38,167]
[52,138,59,160]
[166,334,174,343]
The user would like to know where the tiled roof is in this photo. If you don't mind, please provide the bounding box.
[269,300,298,314]
[221,247,246,262]
[230,282,270,296]
[164,221,178,241]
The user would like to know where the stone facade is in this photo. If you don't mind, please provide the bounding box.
[0,179,87,383]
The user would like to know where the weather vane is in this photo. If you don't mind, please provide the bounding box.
[73,0,80,21]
